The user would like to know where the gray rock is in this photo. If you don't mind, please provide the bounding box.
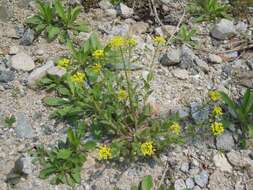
[180,45,209,73]
[213,153,232,172]
[235,21,248,33]
[172,68,189,80]
[216,131,235,151]
[160,48,181,66]
[14,154,33,175]
[117,3,134,18]
[185,178,195,189]
[180,162,189,173]
[226,150,253,168]
[174,179,186,190]
[15,25,25,38]
[105,9,117,18]
[0,70,15,83]
[47,66,66,77]
[20,28,35,46]
[193,187,201,190]
[129,22,149,35]
[209,170,233,190]
[99,0,113,10]
[15,112,34,139]
[191,102,209,124]
[27,60,54,87]
[208,54,222,64]
[210,19,236,40]
[194,170,209,188]
[11,52,35,71]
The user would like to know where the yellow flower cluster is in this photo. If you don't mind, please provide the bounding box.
[71,72,85,83]
[211,122,224,136]
[57,58,71,69]
[153,36,166,45]
[99,145,112,160]
[109,36,138,48]
[209,91,221,102]
[117,89,128,101]
[141,141,155,156]
[170,122,181,135]
[92,49,105,59]
[91,64,102,73]
[212,106,223,116]
[127,38,137,47]
[109,36,126,48]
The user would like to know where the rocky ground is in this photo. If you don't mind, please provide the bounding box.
[0,0,253,190]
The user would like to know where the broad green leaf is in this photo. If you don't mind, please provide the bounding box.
[71,22,90,32]
[54,0,66,22]
[141,175,153,190]
[248,124,253,139]
[47,25,60,41]
[67,128,79,147]
[56,149,72,160]
[26,15,42,25]
[43,97,68,106]
[130,185,138,190]
[242,89,251,112]
[71,168,81,183]
[83,140,97,151]
[39,167,56,179]
[70,6,81,23]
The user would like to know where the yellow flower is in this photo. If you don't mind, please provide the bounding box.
[92,49,105,59]
[212,106,223,116]
[170,122,181,135]
[71,72,85,83]
[127,38,137,47]
[208,91,221,102]
[109,36,125,48]
[211,122,224,136]
[99,145,112,160]
[117,89,128,101]
[153,36,166,45]
[91,64,102,73]
[141,141,155,156]
[57,58,71,69]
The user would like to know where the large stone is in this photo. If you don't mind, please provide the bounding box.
[0,70,15,83]
[27,60,54,87]
[47,66,66,77]
[194,170,209,188]
[208,54,223,64]
[226,150,253,168]
[174,179,186,190]
[0,4,12,22]
[14,154,33,175]
[216,131,235,151]
[180,45,209,73]
[15,112,34,139]
[20,28,35,46]
[129,22,149,35]
[190,102,209,124]
[117,3,134,18]
[210,19,236,40]
[99,0,113,10]
[11,52,35,71]
[209,170,233,190]
[185,178,195,189]
[160,48,181,66]
[213,153,232,172]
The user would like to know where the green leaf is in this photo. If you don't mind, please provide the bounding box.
[67,128,79,148]
[26,15,42,25]
[71,168,81,184]
[47,25,60,41]
[39,167,56,179]
[70,6,81,23]
[71,22,90,32]
[130,185,138,190]
[43,97,68,106]
[83,140,97,151]
[54,0,66,22]
[248,124,253,139]
[56,149,72,160]
[141,175,153,190]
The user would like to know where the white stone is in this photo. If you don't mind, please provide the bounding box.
[47,66,66,77]
[27,60,54,88]
[11,52,35,71]
[213,153,232,173]
[174,179,186,190]
[118,3,134,19]
[210,19,236,40]
[9,46,19,55]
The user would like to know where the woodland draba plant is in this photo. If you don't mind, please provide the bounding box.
[26,0,89,42]
[40,34,183,163]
